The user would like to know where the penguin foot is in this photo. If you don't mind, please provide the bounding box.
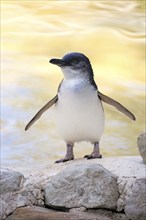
[55,143,74,163]
[55,157,74,163]
[84,154,102,159]
[84,142,102,159]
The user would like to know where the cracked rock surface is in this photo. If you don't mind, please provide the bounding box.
[0,168,44,220]
[44,163,119,209]
[1,156,145,220]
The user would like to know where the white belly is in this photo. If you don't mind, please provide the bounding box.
[55,80,105,143]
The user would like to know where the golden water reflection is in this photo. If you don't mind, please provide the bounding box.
[1,0,145,167]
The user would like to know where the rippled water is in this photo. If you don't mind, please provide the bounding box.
[1,0,145,167]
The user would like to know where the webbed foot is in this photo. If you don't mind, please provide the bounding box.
[55,157,74,163]
[84,153,102,159]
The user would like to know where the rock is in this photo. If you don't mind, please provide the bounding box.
[6,206,128,220]
[124,178,146,220]
[87,209,129,220]
[6,206,75,220]
[72,208,129,220]
[137,133,146,164]
[0,169,44,220]
[0,199,7,220]
[0,168,24,194]
[0,169,25,219]
[44,163,119,209]
[12,156,145,181]
[117,177,146,220]
[2,156,146,220]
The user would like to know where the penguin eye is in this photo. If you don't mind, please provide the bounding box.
[70,60,86,69]
[73,60,79,65]
[81,62,86,68]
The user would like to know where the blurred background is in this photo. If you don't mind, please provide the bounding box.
[1,0,145,168]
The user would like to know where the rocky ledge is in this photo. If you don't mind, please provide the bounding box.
[0,156,146,220]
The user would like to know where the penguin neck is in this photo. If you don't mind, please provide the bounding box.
[61,67,97,89]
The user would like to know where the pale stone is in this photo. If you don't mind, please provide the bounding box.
[13,156,145,181]
[124,178,146,220]
[0,168,24,194]
[137,133,146,164]
[0,199,7,220]
[117,177,146,220]
[2,156,146,220]
[0,169,44,220]
[44,163,119,209]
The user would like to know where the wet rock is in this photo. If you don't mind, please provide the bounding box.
[44,163,119,209]
[137,133,146,164]
[0,168,24,194]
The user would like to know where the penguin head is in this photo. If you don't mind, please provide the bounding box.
[50,52,94,79]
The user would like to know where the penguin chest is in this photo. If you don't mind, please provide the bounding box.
[55,83,104,143]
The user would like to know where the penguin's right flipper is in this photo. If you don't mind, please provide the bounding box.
[25,95,58,131]
[98,91,136,121]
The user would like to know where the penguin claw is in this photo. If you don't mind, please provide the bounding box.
[84,154,102,159]
[55,157,74,163]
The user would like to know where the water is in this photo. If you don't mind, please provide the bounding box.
[1,0,145,168]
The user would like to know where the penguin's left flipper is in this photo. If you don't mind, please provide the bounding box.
[25,95,58,131]
[98,91,136,121]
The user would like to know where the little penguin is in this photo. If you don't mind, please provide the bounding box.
[25,52,136,163]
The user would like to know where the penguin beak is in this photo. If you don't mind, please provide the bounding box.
[50,58,69,67]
